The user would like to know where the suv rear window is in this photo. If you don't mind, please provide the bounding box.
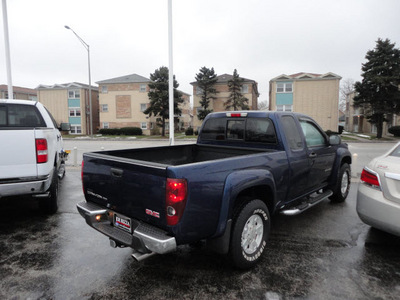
[201,117,277,144]
[0,104,46,128]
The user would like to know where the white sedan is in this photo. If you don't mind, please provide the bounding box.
[357,142,400,237]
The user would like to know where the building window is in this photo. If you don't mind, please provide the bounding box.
[140,103,147,112]
[101,104,108,112]
[140,84,146,92]
[241,84,249,93]
[141,122,147,130]
[68,90,80,98]
[101,85,108,93]
[277,105,292,112]
[276,82,292,93]
[102,122,109,129]
[196,86,203,95]
[70,125,82,134]
[69,107,81,117]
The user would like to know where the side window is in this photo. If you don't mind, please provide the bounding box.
[0,105,6,126]
[45,107,58,128]
[281,115,303,150]
[300,120,326,147]
[201,118,226,140]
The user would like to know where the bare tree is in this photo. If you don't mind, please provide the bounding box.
[257,100,268,110]
[339,78,355,112]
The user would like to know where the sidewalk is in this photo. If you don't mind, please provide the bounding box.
[343,132,399,143]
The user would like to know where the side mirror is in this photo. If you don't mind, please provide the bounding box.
[59,123,71,131]
[329,134,341,145]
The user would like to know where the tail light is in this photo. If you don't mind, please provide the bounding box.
[360,167,380,189]
[81,160,85,195]
[35,139,48,163]
[166,178,187,226]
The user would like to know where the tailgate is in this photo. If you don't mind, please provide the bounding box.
[0,130,37,179]
[82,153,168,227]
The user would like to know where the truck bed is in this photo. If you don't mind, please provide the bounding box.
[91,144,274,166]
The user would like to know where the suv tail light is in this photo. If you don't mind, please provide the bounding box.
[360,167,380,189]
[35,139,48,163]
[166,178,187,226]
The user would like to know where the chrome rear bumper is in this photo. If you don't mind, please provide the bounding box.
[76,201,177,255]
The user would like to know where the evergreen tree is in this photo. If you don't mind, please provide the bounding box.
[144,66,183,136]
[195,66,218,120]
[225,69,249,111]
[354,38,400,138]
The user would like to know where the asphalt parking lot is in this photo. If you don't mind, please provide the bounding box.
[1,141,400,300]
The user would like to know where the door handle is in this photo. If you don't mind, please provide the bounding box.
[309,152,317,158]
[111,168,123,177]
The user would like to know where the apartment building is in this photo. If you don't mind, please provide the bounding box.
[97,73,191,135]
[269,72,341,131]
[179,92,193,130]
[191,73,259,131]
[36,82,99,135]
[345,91,399,135]
[0,85,37,100]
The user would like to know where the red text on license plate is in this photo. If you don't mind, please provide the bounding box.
[114,214,132,233]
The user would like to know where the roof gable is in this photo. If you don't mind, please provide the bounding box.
[271,72,342,82]
[96,73,151,84]
[36,82,97,90]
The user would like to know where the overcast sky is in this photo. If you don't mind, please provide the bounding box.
[1,0,400,104]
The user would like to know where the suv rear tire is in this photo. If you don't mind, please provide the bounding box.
[39,169,59,214]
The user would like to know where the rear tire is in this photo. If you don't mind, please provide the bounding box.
[39,169,59,214]
[330,163,351,203]
[229,199,270,269]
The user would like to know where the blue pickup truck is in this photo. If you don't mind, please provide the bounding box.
[77,111,352,269]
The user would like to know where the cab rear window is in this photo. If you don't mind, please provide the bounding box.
[201,117,277,144]
[0,104,46,128]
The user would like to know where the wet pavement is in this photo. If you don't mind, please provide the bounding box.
[1,143,400,299]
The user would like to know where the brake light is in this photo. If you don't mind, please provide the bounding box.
[226,112,248,118]
[360,168,380,189]
[35,139,48,163]
[81,160,85,195]
[166,178,187,226]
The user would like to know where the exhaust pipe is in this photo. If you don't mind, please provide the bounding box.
[131,250,156,262]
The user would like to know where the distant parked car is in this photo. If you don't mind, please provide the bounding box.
[357,142,400,237]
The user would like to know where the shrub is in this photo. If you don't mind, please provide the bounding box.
[120,127,142,136]
[185,127,194,135]
[389,126,400,137]
[98,127,142,136]
[98,128,121,135]
[151,126,160,135]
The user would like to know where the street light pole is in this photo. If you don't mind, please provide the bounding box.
[2,0,13,99]
[65,25,93,137]
[168,0,174,145]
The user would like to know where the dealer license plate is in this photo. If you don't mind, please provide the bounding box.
[113,213,132,233]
